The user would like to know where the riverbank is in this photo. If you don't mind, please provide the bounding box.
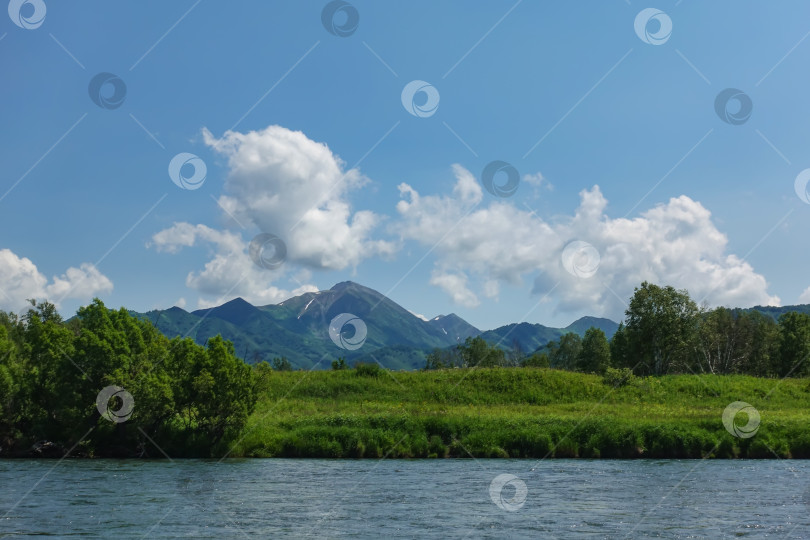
[232,368,810,459]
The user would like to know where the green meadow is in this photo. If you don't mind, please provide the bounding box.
[233,367,810,459]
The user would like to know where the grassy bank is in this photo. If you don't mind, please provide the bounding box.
[231,368,810,459]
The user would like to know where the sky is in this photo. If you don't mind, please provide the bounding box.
[1,0,810,331]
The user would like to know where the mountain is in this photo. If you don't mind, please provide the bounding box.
[477,322,566,354]
[746,304,810,321]
[139,282,471,370]
[134,281,620,370]
[565,316,619,339]
[133,289,810,370]
[428,314,480,342]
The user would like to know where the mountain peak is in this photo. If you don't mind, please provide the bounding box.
[564,316,619,338]
[330,281,359,291]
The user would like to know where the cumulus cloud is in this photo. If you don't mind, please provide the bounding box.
[430,270,480,308]
[203,125,395,269]
[0,249,112,312]
[799,287,810,304]
[523,171,552,190]
[151,125,394,306]
[395,165,780,319]
[150,222,318,308]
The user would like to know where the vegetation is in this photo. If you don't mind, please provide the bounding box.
[0,300,257,457]
[234,367,810,459]
[2,279,810,459]
[425,282,810,379]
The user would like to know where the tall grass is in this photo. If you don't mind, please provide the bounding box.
[233,368,810,459]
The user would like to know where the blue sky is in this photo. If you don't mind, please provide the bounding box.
[1,0,809,331]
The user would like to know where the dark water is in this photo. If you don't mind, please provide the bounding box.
[1,459,808,538]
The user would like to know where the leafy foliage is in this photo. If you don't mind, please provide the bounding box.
[0,299,257,457]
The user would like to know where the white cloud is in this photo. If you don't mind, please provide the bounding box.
[150,222,318,308]
[408,310,429,321]
[799,286,810,304]
[395,165,780,319]
[151,125,394,306]
[523,171,551,190]
[0,249,112,312]
[429,270,480,308]
[203,125,396,269]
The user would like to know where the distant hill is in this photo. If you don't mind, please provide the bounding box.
[746,304,810,321]
[138,282,471,370]
[133,281,624,370]
[131,290,810,370]
[427,314,480,342]
[564,316,619,339]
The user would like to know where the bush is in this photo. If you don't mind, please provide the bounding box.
[354,362,383,377]
[602,367,637,388]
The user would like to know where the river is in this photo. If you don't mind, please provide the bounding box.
[1,459,808,538]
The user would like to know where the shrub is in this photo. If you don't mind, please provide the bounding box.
[354,362,383,377]
[602,367,637,388]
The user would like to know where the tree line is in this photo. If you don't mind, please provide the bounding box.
[0,300,257,457]
[425,282,810,378]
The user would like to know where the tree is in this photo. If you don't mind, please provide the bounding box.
[521,352,550,368]
[693,308,780,375]
[545,333,582,371]
[457,336,506,368]
[623,282,699,375]
[576,327,611,374]
[507,339,525,367]
[271,357,293,371]
[777,312,810,377]
[747,311,780,377]
[610,323,632,369]
[0,299,258,457]
[331,357,348,370]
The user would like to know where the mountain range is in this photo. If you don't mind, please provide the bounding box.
[133,281,809,371]
[132,281,619,370]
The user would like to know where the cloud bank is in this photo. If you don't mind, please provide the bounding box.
[151,125,394,307]
[152,124,779,318]
[0,249,113,312]
[395,165,780,319]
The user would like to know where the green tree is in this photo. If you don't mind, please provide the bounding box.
[747,311,780,377]
[190,336,257,448]
[457,336,506,367]
[576,327,611,373]
[623,282,699,375]
[331,357,348,370]
[609,323,632,369]
[777,312,810,377]
[693,308,780,375]
[545,333,582,371]
[271,357,293,371]
[521,352,550,368]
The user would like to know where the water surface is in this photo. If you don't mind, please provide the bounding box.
[1,459,808,538]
